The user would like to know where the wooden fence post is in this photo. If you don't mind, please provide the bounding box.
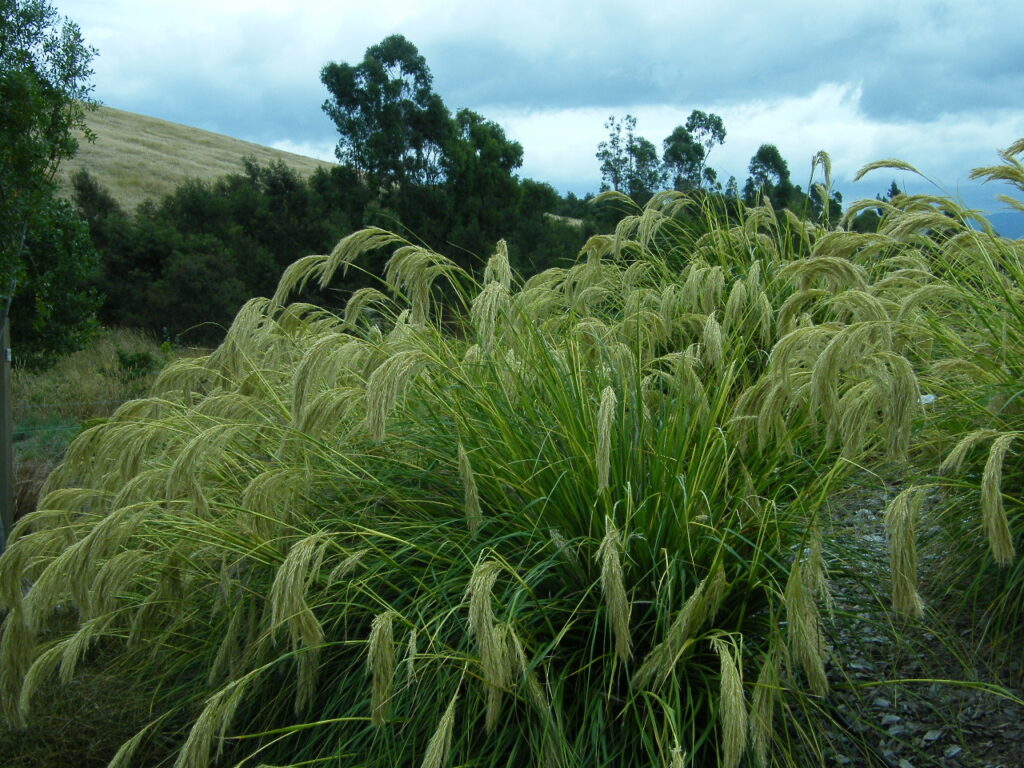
[1,301,13,554]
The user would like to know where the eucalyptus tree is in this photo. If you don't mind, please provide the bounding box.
[743,143,795,210]
[596,114,664,203]
[663,109,726,191]
[321,35,453,191]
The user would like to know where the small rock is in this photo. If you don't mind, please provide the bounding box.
[881,714,902,726]
[923,729,943,742]
[898,760,916,768]
[873,696,892,709]
[944,745,964,758]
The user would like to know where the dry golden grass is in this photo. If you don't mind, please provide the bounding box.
[55,105,336,210]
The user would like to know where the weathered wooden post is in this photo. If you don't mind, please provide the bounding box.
[0,294,13,554]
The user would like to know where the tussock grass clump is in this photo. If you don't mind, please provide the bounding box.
[1,192,938,766]
[871,140,1024,655]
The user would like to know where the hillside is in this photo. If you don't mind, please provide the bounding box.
[56,105,337,210]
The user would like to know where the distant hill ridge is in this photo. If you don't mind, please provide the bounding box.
[57,105,336,210]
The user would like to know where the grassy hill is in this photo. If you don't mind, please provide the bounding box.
[56,105,336,210]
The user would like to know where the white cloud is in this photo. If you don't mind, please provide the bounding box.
[57,0,1024,210]
[268,138,337,163]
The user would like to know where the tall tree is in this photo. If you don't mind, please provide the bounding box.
[663,110,726,191]
[321,35,452,190]
[596,114,664,202]
[444,108,524,254]
[1,0,101,365]
[743,143,794,210]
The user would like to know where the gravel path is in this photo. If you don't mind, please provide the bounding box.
[821,484,1024,768]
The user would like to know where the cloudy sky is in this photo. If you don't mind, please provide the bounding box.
[59,0,1023,211]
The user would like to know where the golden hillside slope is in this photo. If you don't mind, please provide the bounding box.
[57,105,337,210]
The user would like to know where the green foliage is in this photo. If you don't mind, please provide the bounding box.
[0,189,951,767]
[321,34,451,189]
[663,110,727,192]
[1,0,100,365]
[75,161,362,343]
[743,144,795,209]
[596,114,665,202]
[7,196,100,368]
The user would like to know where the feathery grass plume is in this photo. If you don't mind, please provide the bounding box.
[326,548,370,586]
[86,548,148,621]
[368,610,397,727]
[749,647,780,768]
[723,280,748,336]
[364,349,431,441]
[505,625,547,710]
[634,564,726,688]
[878,352,920,461]
[940,429,1001,475]
[268,533,327,711]
[296,385,363,438]
[320,227,408,289]
[107,716,166,768]
[884,486,928,617]
[289,333,359,422]
[660,348,710,419]
[175,674,252,768]
[420,688,459,768]
[853,158,923,182]
[596,386,618,492]
[898,283,959,320]
[240,467,310,539]
[835,380,876,459]
[809,323,895,438]
[470,280,510,351]
[484,239,513,290]
[981,433,1019,566]
[781,256,868,294]
[783,561,828,695]
[164,423,244,505]
[343,287,392,329]
[883,209,968,241]
[17,641,65,720]
[826,289,889,324]
[384,245,458,326]
[465,559,509,731]
[776,288,828,337]
[405,627,418,683]
[701,313,724,372]
[597,516,632,662]
[271,254,329,307]
[208,600,245,686]
[710,636,748,768]
[458,442,483,535]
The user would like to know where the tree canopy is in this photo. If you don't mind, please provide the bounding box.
[321,35,452,190]
[596,114,664,202]
[1,0,100,365]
